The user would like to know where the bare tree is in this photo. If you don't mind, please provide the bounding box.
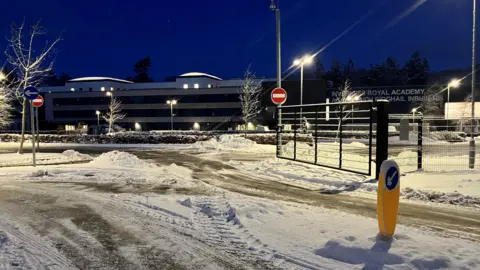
[457,94,473,132]
[238,66,263,132]
[335,80,363,138]
[103,96,126,133]
[5,20,62,153]
[0,69,14,127]
[422,85,443,116]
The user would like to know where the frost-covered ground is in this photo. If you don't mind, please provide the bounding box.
[0,149,478,269]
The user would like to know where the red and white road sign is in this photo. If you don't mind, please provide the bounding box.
[271,87,287,105]
[32,95,44,108]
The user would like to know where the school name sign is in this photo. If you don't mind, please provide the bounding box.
[330,88,443,103]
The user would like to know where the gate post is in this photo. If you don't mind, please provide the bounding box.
[375,100,389,179]
[417,117,423,170]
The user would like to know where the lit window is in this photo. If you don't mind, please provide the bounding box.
[101,87,105,91]
[65,125,75,131]
[183,84,188,89]
[194,83,199,89]
[207,84,212,88]
[70,88,75,92]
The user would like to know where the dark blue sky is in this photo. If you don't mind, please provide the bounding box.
[0,0,474,80]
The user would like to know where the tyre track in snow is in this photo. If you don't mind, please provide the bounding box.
[137,150,480,242]
[0,181,266,269]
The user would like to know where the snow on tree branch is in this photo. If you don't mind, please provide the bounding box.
[103,96,126,133]
[4,19,62,153]
[238,66,263,125]
[335,80,363,138]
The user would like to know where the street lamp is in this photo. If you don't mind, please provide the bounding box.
[0,72,5,81]
[106,92,112,97]
[166,100,177,131]
[95,110,100,126]
[470,0,477,169]
[293,55,314,119]
[446,79,460,120]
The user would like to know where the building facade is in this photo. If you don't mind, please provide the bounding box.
[40,72,273,131]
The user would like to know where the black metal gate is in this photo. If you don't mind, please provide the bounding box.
[276,100,389,177]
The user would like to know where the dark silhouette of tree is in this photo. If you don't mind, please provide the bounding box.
[314,58,325,80]
[163,75,177,82]
[43,71,72,86]
[129,56,153,83]
[58,72,72,84]
[402,51,429,85]
[325,59,343,88]
[343,57,356,81]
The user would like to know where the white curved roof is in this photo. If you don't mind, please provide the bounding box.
[179,72,222,81]
[69,77,133,84]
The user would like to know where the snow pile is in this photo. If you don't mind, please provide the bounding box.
[90,150,156,168]
[349,142,368,148]
[192,135,256,150]
[401,187,480,206]
[61,150,91,160]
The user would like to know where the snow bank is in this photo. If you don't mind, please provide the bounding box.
[192,135,256,150]
[0,151,92,167]
[90,150,156,168]
[229,153,480,207]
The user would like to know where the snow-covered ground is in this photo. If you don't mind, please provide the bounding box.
[0,150,200,189]
[0,148,478,269]
[187,135,480,207]
[0,150,92,166]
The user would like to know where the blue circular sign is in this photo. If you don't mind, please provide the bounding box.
[385,166,399,191]
[23,86,39,100]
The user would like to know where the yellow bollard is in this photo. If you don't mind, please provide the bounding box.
[377,160,400,238]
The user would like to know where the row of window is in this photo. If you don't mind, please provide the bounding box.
[53,108,241,118]
[69,84,214,92]
[70,87,124,92]
[53,94,241,106]
[183,83,213,89]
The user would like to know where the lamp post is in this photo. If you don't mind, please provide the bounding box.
[95,110,100,126]
[270,0,284,143]
[167,100,177,131]
[470,0,477,169]
[446,79,460,120]
[293,55,313,119]
[270,0,281,90]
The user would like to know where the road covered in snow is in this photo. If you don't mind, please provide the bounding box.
[0,135,479,269]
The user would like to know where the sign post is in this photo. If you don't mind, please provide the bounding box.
[32,95,44,151]
[24,86,39,167]
[272,88,287,156]
[377,159,400,238]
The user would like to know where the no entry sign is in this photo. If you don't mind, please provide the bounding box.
[32,95,44,108]
[271,87,287,105]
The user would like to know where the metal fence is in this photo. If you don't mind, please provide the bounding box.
[388,115,421,173]
[419,117,480,172]
[389,115,480,172]
[276,101,389,177]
